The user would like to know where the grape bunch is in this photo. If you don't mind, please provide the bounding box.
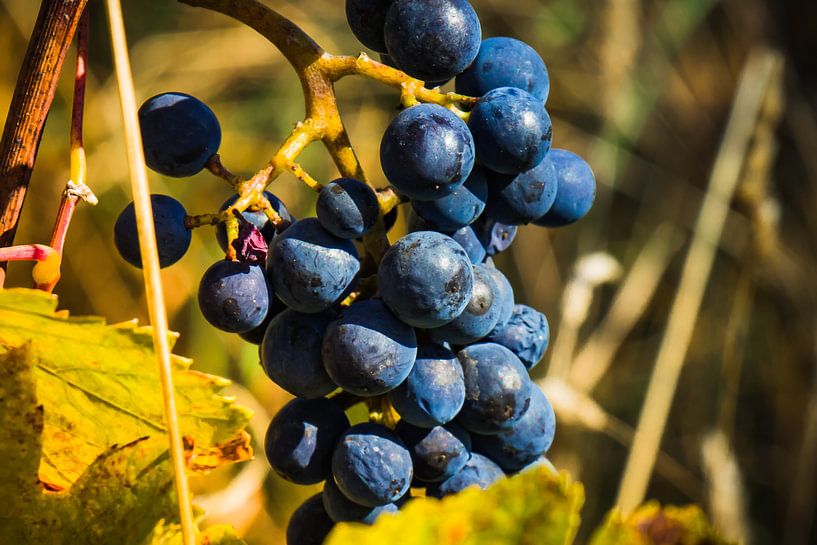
[112,1,596,543]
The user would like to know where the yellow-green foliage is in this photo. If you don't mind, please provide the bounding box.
[327,467,584,545]
[326,467,733,545]
[0,288,251,545]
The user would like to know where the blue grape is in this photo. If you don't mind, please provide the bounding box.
[455,37,550,102]
[429,263,502,344]
[411,166,488,231]
[114,194,191,268]
[238,294,287,345]
[396,420,471,482]
[485,158,558,225]
[286,494,335,545]
[457,343,532,434]
[406,211,486,263]
[425,452,504,498]
[469,87,552,175]
[450,225,487,264]
[265,397,350,485]
[322,477,399,524]
[380,103,474,201]
[331,423,413,506]
[486,304,549,370]
[138,92,221,177]
[474,216,517,256]
[322,300,417,396]
[383,0,481,83]
[482,260,514,329]
[215,191,291,252]
[346,0,394,52]
[534,149,596,227]
[379,53,449,88]
[197,260,269,333]
[388,343,465,427]
[382,205,398,233]
[316,178,379,239]
[472,385,555,472]
[378,231,474,328]
[268,218,360,313]
[237,315,272,345]
[261,309,337,398]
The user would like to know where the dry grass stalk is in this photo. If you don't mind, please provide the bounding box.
[547,252,622,380]
[569,223,683,394]
[616,48,784,514]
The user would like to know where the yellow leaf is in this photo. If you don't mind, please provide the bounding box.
[326,466,584,545]
[0,288,251,545]
[589,502,736,545]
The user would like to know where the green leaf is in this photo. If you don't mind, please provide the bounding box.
[326,466,584,545]
[589,503,735,545]
[0,288,252,545]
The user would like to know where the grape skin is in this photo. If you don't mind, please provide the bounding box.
[469,87,552,175]
[425,452,504,498]
[261,309,338,398]
[378,231,474,328]
[138,92,221,177]
[316,178,379,239]
[482,259,515,329]
[412,165,488,231]
[484,157,558,225]
[456,37,550,102]
[474,216,517,256]
[380,103,475,201]
[197,260,269,334]
[429,263,502,344]
[236,291,287,344]
[486,304,550,370]
[345,0,395,52]
[267,218,360,313]
[384,0,481,83]
[388,343,465,427]
[457,342,533,435]
[408,211,487,264]
[379,53,449,88]
[286,494,335,545]
[322,477,399,524]
[265,397,351,485]
[396,420,472,482]
[472,385,556,472]
[114,194,191,269]
[321,299,417,396]
[331,422,413,506]
[534,149,597,227]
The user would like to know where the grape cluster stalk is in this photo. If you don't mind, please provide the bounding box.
[111,1,597,543]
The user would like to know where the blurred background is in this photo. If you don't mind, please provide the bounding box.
[1,0,816,543]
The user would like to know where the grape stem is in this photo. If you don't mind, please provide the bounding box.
[178,0,475,264]
[205,154,242,186]
[41,11,97,294]
[0,244,60,289]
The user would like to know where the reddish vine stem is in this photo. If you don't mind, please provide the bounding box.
[48,10,91,261]
[0,0,90,286]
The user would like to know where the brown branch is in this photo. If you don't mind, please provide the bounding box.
[0,0,89,285]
